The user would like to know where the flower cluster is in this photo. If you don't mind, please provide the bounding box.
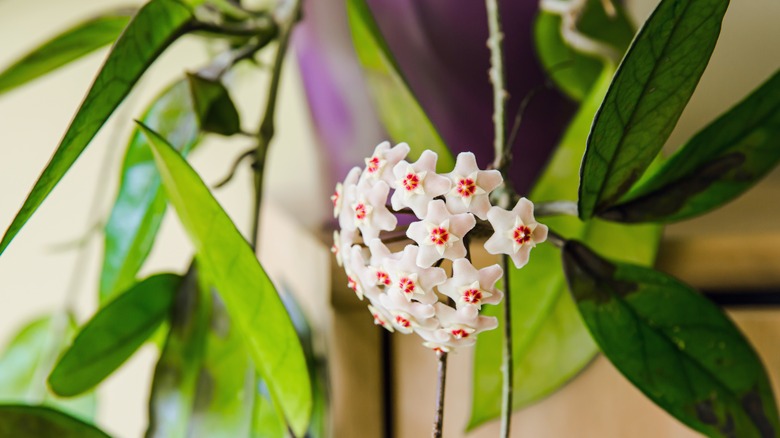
[331,141,548,353]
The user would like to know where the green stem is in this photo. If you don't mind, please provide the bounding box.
[485,1,514,435]
[500,253,513,438]
[249,0,301,249]
[486,0,508,174]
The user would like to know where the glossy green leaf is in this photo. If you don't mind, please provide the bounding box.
[186,73,242,136]
[0,405,110,438]
[146,268,210,438]
[252,385,287,438]
[49,274,180,397]
[578,0,730,219]
[0,9,133,96]
[0,316,96,422]
[533,0,634,101]
[0,0,195,256]
[469,68,662,430]
[346,0,453,171]
[139,123,312,436]
[601,70,780,223]
[562,240,779,437]
[190,281,254,437]
[100,80,200,303]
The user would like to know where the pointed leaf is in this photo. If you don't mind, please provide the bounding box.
[100,80,200,303]
[601,70,780,223]
[0,9,133,96]
[0,0,195,255]
[0,405,110,438]
[346,0,453,171]
[469,68,662,429]
[0,317,96,422]
[49,274,180,397]
[563,240,779,437]
[578,0,730,218]
[186,73,242,136]
[139,123,312,436]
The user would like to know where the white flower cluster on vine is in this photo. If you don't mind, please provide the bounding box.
[331,142,548,353]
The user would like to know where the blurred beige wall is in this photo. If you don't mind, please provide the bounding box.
[0,0,778,437]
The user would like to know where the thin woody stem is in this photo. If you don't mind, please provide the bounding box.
[250,0,301,249]
[486,0,508,174]
[500,253,513,438]
[485,1,514,435]
[432,351,448,438]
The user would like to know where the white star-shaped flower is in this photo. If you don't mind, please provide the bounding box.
[443,152,503,219]
[367,303,395,332]
[485,197,548,269]
[383,245,447,304]
[431,303,498,348]
[379,289,437,334]
[362,141,410,185]
[344,179,397,240]
[390,150,451,217]
[438,258,503,310]
[406,200,476,267]
[345,245,372,300]
[338,167,366,231]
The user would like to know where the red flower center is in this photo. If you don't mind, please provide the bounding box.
[395,315,411,328]
[367,157,381,173]
[451,328,469,339]
[463,288,483,304]
[398,277,416,295]
[372,313,386,326]
[513,225,532,245]
[376,270,391,286]
[354,203,368,220]
[347,276,359,293]
[456,177,477,198]
[402,173,420,191]
[430,227,449,246]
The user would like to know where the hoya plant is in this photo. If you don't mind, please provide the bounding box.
[0,0,778,437]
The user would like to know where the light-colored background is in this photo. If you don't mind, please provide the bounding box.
[0,0,779,437]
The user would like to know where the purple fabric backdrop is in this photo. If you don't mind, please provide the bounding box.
[295,0,575,195]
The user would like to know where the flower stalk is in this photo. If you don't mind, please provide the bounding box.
[484,0,515,435]
[432,351,448,438]
[486,0,508,174]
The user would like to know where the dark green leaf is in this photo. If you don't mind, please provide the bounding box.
[0,9,133,96]
[139,123,312,436]
[346,0,453,171]
[563,240,779,438]
[0,0,196,256]
[469,68,662,429]
[100,80,200,303]
[0,316,96,422]
[601,70,780,223]
[186,73,242,136]
[146,267,210,438]
[49,274,180,397]
[533,0,634,101]
[0,405,110,438]
[578,0,730,218]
